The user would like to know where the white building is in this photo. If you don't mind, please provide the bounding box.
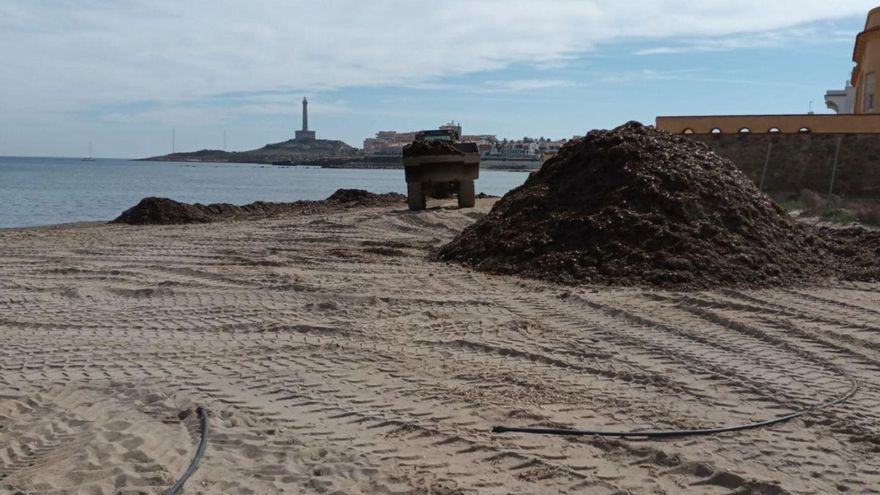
[825,81,857,114]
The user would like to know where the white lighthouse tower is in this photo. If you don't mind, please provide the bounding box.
[295,97,316,141]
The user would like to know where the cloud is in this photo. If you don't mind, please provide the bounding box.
[415,79,576,94]
[0,0,875,135]
[634,25,857,55]
[94,94,351,126]
[598,68,817,89]
[481,79,576,93]
[597,69,698,85]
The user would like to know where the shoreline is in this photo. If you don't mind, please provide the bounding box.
[6,201,878,233]
[0,220,108,233]
[141,157,541,172]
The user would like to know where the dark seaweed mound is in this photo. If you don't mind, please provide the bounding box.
[325,189,405,206]
[437,122,880,289]
[112,197,216,225]
[113,189,405,225]
[401,140,463,158]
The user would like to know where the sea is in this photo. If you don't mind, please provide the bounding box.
[0,157,529,229]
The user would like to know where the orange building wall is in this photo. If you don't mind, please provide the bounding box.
[655,114,880,134]
[852,7,880,113]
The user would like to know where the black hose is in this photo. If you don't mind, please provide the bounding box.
[163,407,208,495]
[493,376,858,438]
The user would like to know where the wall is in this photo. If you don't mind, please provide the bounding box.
[686,133,880,197]
[656,114,880,134]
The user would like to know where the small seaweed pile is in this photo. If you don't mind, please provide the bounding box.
[437,122,880,289]
[325,189,405,206]
[401,140,463,158]
[113,189,405,225]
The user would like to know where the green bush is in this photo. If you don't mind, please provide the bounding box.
[856,204,880,226]
[799,189,825,214]
[778,199,803,213]
[819,208,857,224]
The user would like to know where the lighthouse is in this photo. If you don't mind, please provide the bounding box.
[295,97,316,141]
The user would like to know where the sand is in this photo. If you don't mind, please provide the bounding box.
[0,198,878,494]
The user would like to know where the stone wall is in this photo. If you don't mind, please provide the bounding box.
[689,133,880,198]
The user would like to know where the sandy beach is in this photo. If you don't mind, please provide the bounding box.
[1,198,878,494]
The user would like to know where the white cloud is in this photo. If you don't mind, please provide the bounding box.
[95,95,351,127]
[0,0,875,151]
[598,69,698,84]
[634,25,856,55]
[598,68,818,89]
[415,79,576,94]
[482,79,576,93]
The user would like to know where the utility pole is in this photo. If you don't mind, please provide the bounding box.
[759,141,773,191]
[827,135,843,206]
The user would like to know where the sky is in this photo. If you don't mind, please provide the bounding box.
[0,0,877,158]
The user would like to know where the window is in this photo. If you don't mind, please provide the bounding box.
[864,72,876,112]
[768,127,781,133]
[682,128,694,134]
[799,127,811,133]
[738,127,751,134]
[710,128,722,134]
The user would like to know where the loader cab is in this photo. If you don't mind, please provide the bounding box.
[415,129,460,143]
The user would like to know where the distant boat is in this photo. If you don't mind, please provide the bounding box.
[81,142,96,162]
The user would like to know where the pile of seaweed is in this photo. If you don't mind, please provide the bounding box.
[402,140,463,158]
[113,189,405,225]
[325,188,403,205]
[437,122,880,289]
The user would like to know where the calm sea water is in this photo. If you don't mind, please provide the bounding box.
[0,157,528,229]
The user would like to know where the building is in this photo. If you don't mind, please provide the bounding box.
[657,6,880,134]
[295,97,316,141]
[463,134,498,156]
[363,130,418,154]
[851,8,880,114]
[825,82,856,114]
[440,121,462,140]
[536,139,566,154]
[363,122,498,155]
[362,123,564,158]
[487,137,567,158]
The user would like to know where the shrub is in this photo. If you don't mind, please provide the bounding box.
[820,208,857,224]
[778,198,802,213]
[799,189,824,215]
[856,204,880,226]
